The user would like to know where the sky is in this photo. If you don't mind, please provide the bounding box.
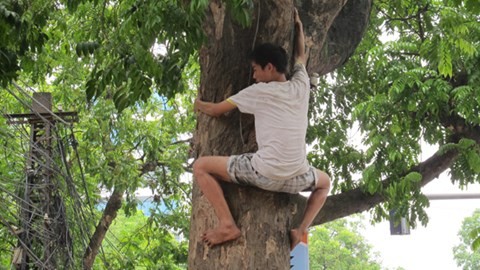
[358,140,480,270]
[362,178,480,270]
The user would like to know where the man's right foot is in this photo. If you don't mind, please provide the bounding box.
[202,224,241,247]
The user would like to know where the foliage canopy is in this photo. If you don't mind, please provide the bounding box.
[308,0,480,226]
[453,209,480,270]
[309,217,383,270]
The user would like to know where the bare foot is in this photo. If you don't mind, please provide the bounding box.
[290,228,304,250]
[202,224,241,247]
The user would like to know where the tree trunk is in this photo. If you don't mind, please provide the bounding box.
[188,0,372,269]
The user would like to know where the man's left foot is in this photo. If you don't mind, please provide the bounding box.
[289,228,304,250]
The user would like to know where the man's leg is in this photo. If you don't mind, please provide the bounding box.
[290,169,330,250]
[192,156,241,247]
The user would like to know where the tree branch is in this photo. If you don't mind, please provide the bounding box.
[291,145,459,227]
[308,0,373,75]
[83,188,123,270]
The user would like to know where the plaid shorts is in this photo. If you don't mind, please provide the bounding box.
[227,153,317,194]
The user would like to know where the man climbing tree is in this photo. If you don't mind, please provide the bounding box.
[193,8,330,250]
[188,1,372,268]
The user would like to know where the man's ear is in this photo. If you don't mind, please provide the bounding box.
[266,63,275,72]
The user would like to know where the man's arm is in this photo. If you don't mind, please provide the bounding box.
[293,8,306,66]
[194,98,237,117]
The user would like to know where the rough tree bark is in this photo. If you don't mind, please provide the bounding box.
[189,0,372,269]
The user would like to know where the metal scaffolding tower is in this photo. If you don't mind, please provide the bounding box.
[5,93,78,269]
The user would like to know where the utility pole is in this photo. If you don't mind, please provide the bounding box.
[5,92,78,269]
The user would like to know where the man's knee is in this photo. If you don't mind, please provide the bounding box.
[193,157,208,178]
[193,156,231,182]
[315,170,331,191]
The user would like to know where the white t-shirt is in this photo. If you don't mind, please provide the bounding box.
[228,63,311,180]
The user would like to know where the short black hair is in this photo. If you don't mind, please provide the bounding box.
[249,43,288,73]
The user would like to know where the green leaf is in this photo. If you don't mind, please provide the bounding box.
[452,85,473,101]
[438,41,452,78]
[390,124,401,135]
[367,180,381,194]
[466,150,480,173]
[85,79,97,101]
[471,226,480,251]
[459,138,476,150]
[228,0,253,27]
[438,143,458,154]
[407,100,417,112]
[450,0,463,7]
[455,38,477,56]
[470,227,480,240]
[472,237,480,251]
[465,0,480,13]
[116,92,130,112]
[404,172,422,184]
